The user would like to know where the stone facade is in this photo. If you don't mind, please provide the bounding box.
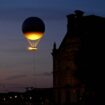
[52,10,105,105]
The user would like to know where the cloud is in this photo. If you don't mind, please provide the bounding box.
[5,74,27,80]
[5,72,52,81]
[33,72,52,76]
[43,72,52,76]
[0,82,27,92]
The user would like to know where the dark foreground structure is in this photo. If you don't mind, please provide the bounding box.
[0,88,53,105]
[52,10,105,105]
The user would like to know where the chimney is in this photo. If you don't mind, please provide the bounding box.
[66,10,84,35]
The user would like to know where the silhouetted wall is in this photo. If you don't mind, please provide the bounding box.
[52,10,105,105]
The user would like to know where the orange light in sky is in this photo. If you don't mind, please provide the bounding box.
[24,32,44,40]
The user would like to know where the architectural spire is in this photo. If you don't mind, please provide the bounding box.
[53,42,56,50]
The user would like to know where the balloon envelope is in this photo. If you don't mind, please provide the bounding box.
[22,17,45,40]
[22,17,45,51]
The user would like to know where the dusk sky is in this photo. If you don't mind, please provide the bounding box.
[0,0,105,92]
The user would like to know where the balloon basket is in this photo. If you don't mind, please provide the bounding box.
[28,47,37,51]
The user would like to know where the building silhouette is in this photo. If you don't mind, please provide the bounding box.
[0,88,53,105]
[52,10,105,105]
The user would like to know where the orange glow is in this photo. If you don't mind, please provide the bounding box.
[28,47,37,51]
[24,32,44,40]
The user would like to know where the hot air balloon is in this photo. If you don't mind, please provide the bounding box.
[22,17,45,51]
